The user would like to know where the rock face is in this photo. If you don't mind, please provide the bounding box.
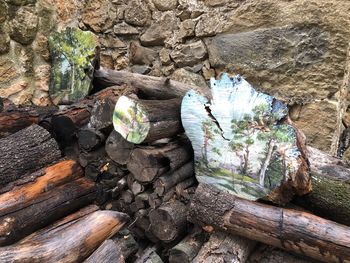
[82,0,116,32]
[48,27,97,104]
[170,41,207,67]
[152,0,178,11]
[181,74,310,203]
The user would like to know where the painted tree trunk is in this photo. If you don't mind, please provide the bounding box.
[113,96,183,144]
[189,183,350,263]
[0,124,61,187]
[259,139,275,186]
[0,210,129,263]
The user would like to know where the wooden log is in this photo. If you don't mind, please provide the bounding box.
[0,177,97,246]
[0,105,57,138]
[169,232,207,263]
[78,128,106,151]
[111,177,128,199]
[90,97,118,133]
[93,67,211,100]
[105,130,135,165]
[192,231,256,263]
[127,139,193,183]
[0,124,61,187]
[78,147,107,167]
[189,183,350,263]
[112,229,139,260]
[293,146,350,226]
[149,200,188,242]
[175,177,196,198]
[0,160,83,215]
[134,247,164,263]
[154,162,194,196]
[84,239,125,263]
[0,210,129,263]
[113,96,183,144]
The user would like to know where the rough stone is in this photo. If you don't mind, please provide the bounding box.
[203,0,230,7]
[125,0,151,27]
[14,43,34,74]
[171,68,207,88]
[0,80,28,98]
[8,84,33,105]
[32,33,50,61]
[129,42,157,66]
[99,35,126,49]
[159,48,171,65]
[37,3,56,34]
[113,22,139,35]
[140,11,178,46]
[34,64,50,91]
[6,0,36,5]
[0,1,8,23]
[32,89,51,106]
[0,32,10,55]
[178,19,196,39]
[161,64,175,76]
[170,40,207,67]
[82,0,116,32]
[0,57,20,84]
[195,12,228,37]
[290,101,339,153]
[152,0,178,11]
[9,6,38,45]
[131,65,151,75]
[48,27,97,104]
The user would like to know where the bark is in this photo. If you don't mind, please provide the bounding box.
[0,177,97,246]
[189,183,350,263]
[193,231,256,263]
[84,239,125,263]
[169,232,207,263]
[89,97,118,133]
[113,96,183,144]
[293,146,350,226]
[134,247,164,263]
[154,162,194,196]
[105,130,135,165]
[112,229,139,260]
[149,200,188,242]
[93,68,211,100]
[78,128,106,151]
[127,139,193,183]
[0,105,57,138]
[0,124,61,186]
[0,210,129,263]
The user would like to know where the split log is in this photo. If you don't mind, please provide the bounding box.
[90,97,118,133]
[127,139,193,183]
[93,68,211,99]
[0,105,57,138]
[0,160,83,215]
[0,210,129,263]
[0,124,61,187]
[134,247,163,263]
[293,146,350,226]
[193,231,255,263]
[113,96,183,144]
[169,232,207,263]
[84,239,124,263]
[0,177,97,245]
[112,229,139,260]
[189,183,350,263]
[105,130,135,165]
[78,128,106,151]
[154,162,194,196]
[149,200,188,242]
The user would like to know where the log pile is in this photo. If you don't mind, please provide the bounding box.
[2,68,350,262]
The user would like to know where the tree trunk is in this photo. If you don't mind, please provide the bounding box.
[127,139,193,183]
[192,231,256,263]
[169,232,207,263]
[0,124,61,187]
[0,177,97,246]
[84,239,125,263]
[149,200,188,242]
[93,68,211,100]
[0,105,57,138]
[113,96,183,144]
[293,146,350,226]
[105,130,135,165]
[189,183,350,263]
[0,210,129,263]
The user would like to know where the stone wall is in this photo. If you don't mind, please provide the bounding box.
[0,0,349,154]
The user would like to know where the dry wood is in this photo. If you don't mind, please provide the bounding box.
[0,124,61,187]
[111,177,128,199]
[112,229,139,260]
[0,105,57,138]
[79,147,107,167]
[193,231,255,263]
[134,247,164,263]
[169,232,207,263]
[106,130,135,165]
[0,210,129,263]
[84,239,125,263]
[113,96,183,144]
[190,183,350,263]
[127,139,193,183]
[149,200,188,242]
[93,68,211,99]
[90,97,118,133]
[0,177,96,246]
[154,162,194,196]
[78,128,106,151]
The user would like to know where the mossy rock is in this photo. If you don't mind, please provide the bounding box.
[48,27,97,105]
[0,1,8,23]
[5,0,36,6]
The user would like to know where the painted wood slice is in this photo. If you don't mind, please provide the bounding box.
[181,73,310,203]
